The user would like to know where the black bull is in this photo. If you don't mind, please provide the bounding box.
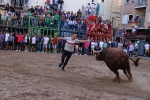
[93,48,140,83]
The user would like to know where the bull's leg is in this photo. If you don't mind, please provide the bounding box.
[123,69,130,81]
[126,68,133,82]
[113,70,121,83]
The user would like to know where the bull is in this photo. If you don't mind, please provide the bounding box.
[93,48,140,83]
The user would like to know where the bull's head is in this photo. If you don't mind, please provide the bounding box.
[93,49,104,61]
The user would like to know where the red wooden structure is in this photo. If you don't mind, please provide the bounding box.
[85,15,112,41]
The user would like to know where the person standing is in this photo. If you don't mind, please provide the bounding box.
[36,33,43,52]
[0,31,4,50]
[144,42,150,57]
[128,42,134,58]
[8,33,14,50]
[31,35,36,52]
[4,31,10,50]
[52,36,58,53]
[91,40,95,55]
[58,33,89,71]
[134,41,138,57]
[42,35,49,53]
[24,33,29,52]
[16,32,23,51]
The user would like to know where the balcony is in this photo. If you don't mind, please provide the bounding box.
[135,0,147,8]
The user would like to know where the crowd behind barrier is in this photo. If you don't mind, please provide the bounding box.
[0,2,149,57]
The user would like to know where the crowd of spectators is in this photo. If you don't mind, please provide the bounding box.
[0,30,150,58]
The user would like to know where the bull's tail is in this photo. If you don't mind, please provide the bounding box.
[129,57,140,67]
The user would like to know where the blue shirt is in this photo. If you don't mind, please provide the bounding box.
[0,34,4,42]
[37,36,43,43]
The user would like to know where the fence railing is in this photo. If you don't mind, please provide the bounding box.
[135,0,147,7]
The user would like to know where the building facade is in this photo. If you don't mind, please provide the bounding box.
[98,0,122,28]
[120,0,150,39]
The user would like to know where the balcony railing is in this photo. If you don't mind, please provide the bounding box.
[124,0,134,4]
[135,0,147,7]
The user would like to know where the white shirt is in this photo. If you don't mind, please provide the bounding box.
[32,37,36,44]
[5,33,10,41]
[44,37,49,44]
[91,42,95,49]
[99,41,104,48]
[24,35,28,43]
[118,43,123,49]
[145,44,150,50]
[64,37,79,52]
[135,43,138,49]
[68,20,73,25]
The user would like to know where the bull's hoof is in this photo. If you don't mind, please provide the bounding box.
[129,78,133,82]
[113,78,118,82]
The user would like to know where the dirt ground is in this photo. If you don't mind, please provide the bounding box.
[0,51,150,100]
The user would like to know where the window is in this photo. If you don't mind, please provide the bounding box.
[122,14,133,24]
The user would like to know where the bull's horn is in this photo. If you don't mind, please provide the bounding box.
[93,49,102,53]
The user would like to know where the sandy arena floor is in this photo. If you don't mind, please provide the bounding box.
[0,50,150,100]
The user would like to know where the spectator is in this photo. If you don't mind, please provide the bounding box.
[36,33,43,52]
[8,33,14,50]
[23,2,28,11]
[99,40,104,49]
[144,42,150,57]
[4,31,10,50]
[103,40,107,49]
[5,3,10,12]
[91,40,95,55]
[134,41,138,57]
[16,32,23,51]
[92,4,96,15]
[118,41,123,50]
[96,3,100,16]
[24,33,29,52]
[84,41,90,55]
[0,31,4,50]
[42,35,49,53]
[78,37,84,55]
[52,36,58,53]
[77,9,82,17]
[31,35,36,52]
[10,4,15,16]
[128,42,134,58]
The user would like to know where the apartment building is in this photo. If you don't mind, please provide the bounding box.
[98,0,122,28]
[119,0,150,41]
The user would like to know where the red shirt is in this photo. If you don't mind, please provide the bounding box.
[53,38,58,45]
[17,35,23,42]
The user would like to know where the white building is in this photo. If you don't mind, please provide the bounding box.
[2,0,98,13]
[98,0,122,28]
